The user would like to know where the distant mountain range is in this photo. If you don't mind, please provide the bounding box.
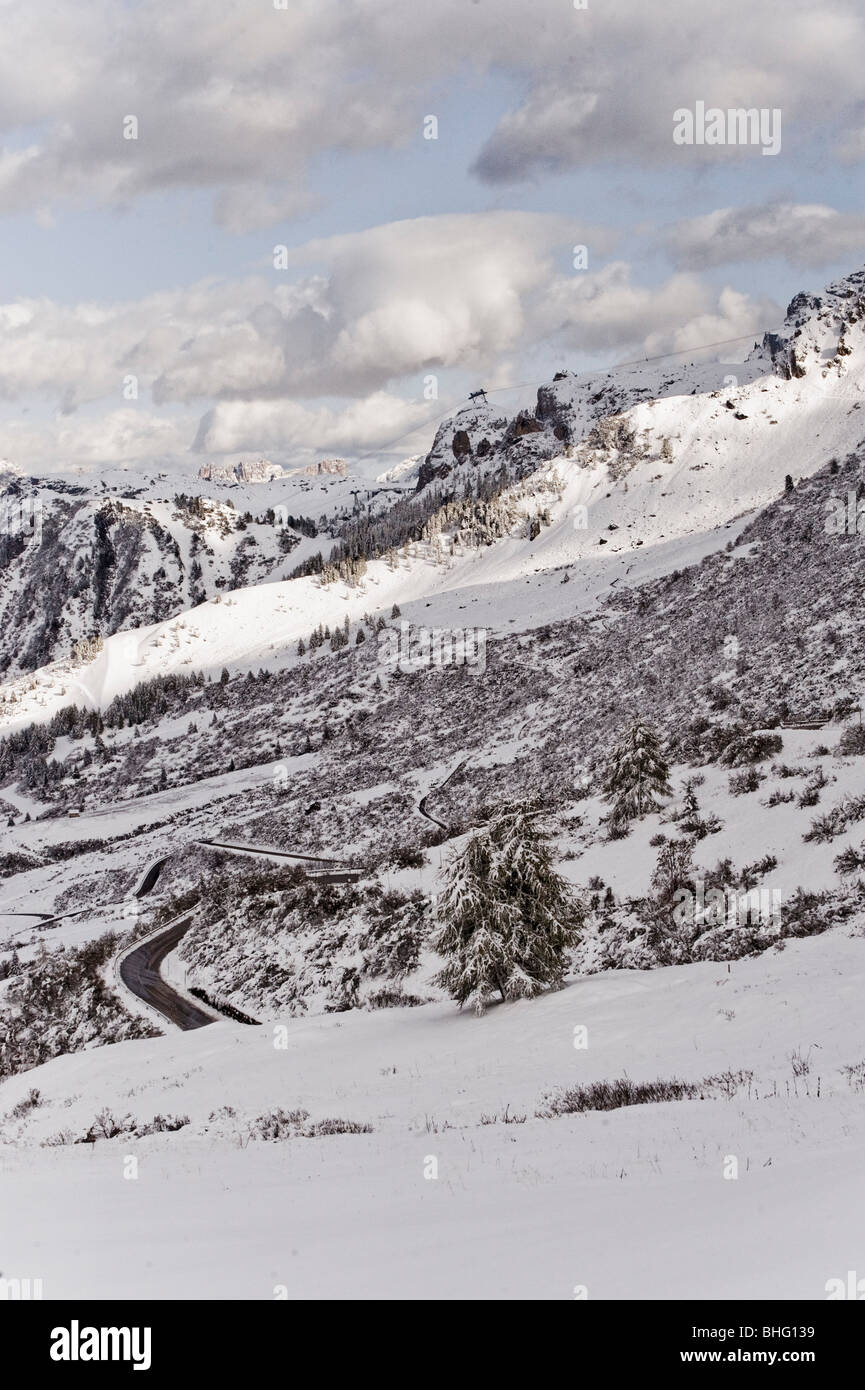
[197,457,348,484]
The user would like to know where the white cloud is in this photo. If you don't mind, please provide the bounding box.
[0,211,778,472]
[192,392,435,459]
[471,1,865,182]
[0,213,614,409]
[0,1,861,226]
[531,262,774,359]
[664,203,865,269]
[0,408,191,472]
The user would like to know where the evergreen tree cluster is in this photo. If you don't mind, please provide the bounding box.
[298,611,386,657]
[288,464,554,585]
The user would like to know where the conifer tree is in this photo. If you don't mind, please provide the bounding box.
[681,780,699,823]
[651,837,694,907]
[602,721,672,829]
[432,808,583,1015]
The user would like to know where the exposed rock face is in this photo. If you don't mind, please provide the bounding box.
[750,267,865,382]
[416,400,510,491]
[534,385,560,421]
[535,387,573,442]
[198,462,236,483]
[0,483,306,677]
[300,458,347,477]
[413,371,651,495]
[237,458,286,483]
[452,430,472,460]
[411,265,865,505]
[198,458,285,484]
[760,332,805,380]
[0,495,184,676]
[415,458,452,490]
[785,291,822,325]
[509,410,543,439]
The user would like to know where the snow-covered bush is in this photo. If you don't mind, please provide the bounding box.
[538,1076,705,1117]
[0,931,159,1079]
[804,793,865,843]
[173,862,431,1018]
[729,767,764,795]
[837,723,865,756]
[720,732,783,767]
[834,844,865,876]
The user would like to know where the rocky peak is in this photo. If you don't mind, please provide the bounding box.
[748,265,865,382]
[198,457,285,484]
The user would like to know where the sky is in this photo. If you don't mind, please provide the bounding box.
[0,0,864,479]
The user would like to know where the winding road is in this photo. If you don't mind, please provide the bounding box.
[114,842,359,1031]
[417,757,470,832]
[119,914,215,1031]
[133,855,169,898]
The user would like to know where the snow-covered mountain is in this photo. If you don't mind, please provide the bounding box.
[4,263,865,1302]
[198,456,287,483]
[0,464,408,680]
[416,266,865,503]
[375,454,421,485]
[3,264,865,724]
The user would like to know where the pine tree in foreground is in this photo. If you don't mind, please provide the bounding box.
[602,721,672,831]
[679,778,700,833]
[432,808,583,1016]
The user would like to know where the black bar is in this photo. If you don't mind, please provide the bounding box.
[5,1299,860,1375]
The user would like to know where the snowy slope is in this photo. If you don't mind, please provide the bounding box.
[1,922,864,1298]
[2,271,865,1301]
[0,463,410,679]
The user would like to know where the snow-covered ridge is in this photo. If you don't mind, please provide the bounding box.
[375,455,421,485]
[3,260,865,730]
[416,263,865,500]
[0,463,405,681]
[197,456,348,484]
